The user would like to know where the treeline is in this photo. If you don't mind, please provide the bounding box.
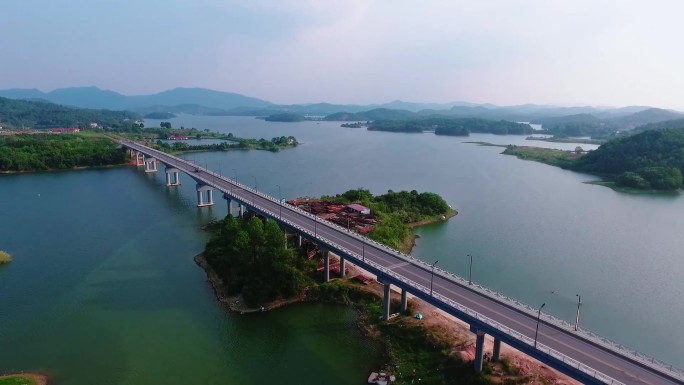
[0,134,126,171]
[0,97,138,130]
[263,113,307,122]
[154,135,298,153]
[567,128,684,190]
[368,117,533,135]
[203,215,314,306]
[323,189,452,249]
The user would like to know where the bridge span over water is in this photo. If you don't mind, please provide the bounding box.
[123,141,683,385]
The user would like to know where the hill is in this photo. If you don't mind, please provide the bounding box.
[367,117,533,135]
[0,97,138,129]
[568,127,684,190]
[613,108,684,129]
[0,87,273,111]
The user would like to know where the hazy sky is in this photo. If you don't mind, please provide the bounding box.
[2,0,683,108]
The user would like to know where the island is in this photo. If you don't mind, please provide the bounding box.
[0,250,11,264]
[262,113,307,122]
[368,117,534,136]
[196,189,571,385]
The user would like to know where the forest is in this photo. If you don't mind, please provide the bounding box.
[0,97,138,130]
[568,127,684,190]
[203,215,314,306]
[368,117,533,135]
[0,133,126,171]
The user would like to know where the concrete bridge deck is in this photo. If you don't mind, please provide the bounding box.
[122,141,684,385]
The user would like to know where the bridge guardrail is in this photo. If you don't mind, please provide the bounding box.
[212,187,625,385]
[124,141,684,383]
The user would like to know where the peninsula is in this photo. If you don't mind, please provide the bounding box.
[500,126,684,191]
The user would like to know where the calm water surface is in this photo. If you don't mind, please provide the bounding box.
[1,115,683,383]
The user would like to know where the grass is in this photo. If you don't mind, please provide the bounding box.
[0,375,40,385]
[501,145,576,166]
[0,250,12,264]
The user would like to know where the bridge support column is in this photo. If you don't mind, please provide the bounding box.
[238,204,244,218]
[165,167,180,186]
[474,330,485,373]
[144,158,158,173]
[382,282,391,321]
[323,250,330,282]
[196,184,214,207]
[136,152,144,166]
[401,289,408,313]
[339,257,345,277]
[492,338,502,363]
[298,235,302,247]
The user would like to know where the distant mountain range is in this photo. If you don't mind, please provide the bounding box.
[0,86,682,134]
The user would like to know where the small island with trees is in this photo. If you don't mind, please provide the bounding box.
[368,117,534,136]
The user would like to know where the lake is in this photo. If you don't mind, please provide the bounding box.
[1,115,682,384]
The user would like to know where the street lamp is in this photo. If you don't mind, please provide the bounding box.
[430,260,439,296]
[467,254,473,285]
[534,302,546,348]
[276,184,282,219]
[574,294,582,331]
[252,176,258,192]
[232,169,237,193]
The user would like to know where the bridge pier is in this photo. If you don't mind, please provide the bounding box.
[400,289,408,313]
[298,235,302,247]
[339,256,345,277]
[492,338,502,363]
[165,167,180,186]
[223,194,232,215]
[135,151,144,166]
[469,325,486,373]
[196,184,214,207]
[323,250,330,282]
[144,157,158,173]
[382,281,391,321]
[474,331,485,373]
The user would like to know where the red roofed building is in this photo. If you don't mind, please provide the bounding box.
[347,203,370,215]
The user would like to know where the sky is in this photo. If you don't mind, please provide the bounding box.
[1,0,684,108]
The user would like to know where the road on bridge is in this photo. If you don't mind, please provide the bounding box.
[123,141,682,385]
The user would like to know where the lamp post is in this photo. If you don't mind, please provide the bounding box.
[232,169,237,193]
[276,184,282,219]
[467,254,473,285]
[534,302,546,348]
[430,260,439,296]
[574,294,582,331]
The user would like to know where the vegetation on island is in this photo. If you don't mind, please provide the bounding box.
[203,215,315,307]
[0,250,12,264]
[367,117,533,136]
[263,113,307,122]
[321,189,455,250]
[0,133,126,172]
[143,112,176,119]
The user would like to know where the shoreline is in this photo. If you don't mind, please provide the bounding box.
[0,373,48,385]
[400,209,458,253]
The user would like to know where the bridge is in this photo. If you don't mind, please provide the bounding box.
[123,141,683,385]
